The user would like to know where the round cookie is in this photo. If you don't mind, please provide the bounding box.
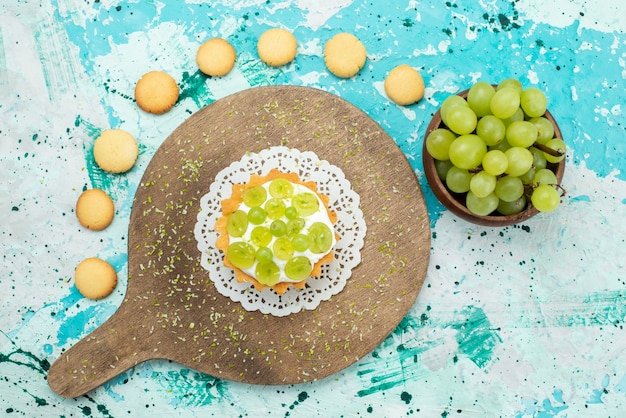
[134,70,179,114]
[323,32,367,78]
[74,257,118,300]
[196,38,236,77]
[93,129,139,173]
[257,28,297,67]
[76,188,115,231]
[384,64,425,105]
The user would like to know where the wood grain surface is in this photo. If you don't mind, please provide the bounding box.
[48,85,431,398]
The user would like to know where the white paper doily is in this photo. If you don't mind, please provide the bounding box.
[194,146,366,316]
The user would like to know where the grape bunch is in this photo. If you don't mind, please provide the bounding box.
[225,177,334,286]
[425,79,565,217]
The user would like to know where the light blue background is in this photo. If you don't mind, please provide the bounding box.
[1,0,625,416]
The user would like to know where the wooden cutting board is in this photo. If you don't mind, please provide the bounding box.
[48,85,431,398]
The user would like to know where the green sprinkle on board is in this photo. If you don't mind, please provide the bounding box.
[47,86,430,398]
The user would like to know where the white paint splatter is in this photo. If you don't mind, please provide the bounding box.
[437,40,451,53]
[412,43,440,56]
[517,0,626,33]
[294,0,355,31]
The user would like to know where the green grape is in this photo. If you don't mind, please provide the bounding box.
[467,81,496,117]
[448,134,487,170]
[265,197,286,220]
[308,222,334,254]
[482,150,508,176]
[529,146,548,170]
[292,192,320,217]
[445,105,478,135]
[489,138,512,153]
[255,247,273,264]
[506,120,538,148]
[435,159,454,181]
[284,256,313,281]
[500,107,525,127]
[227,242,255,269]
[445,166,472,193]
[497,195,527,215]
[242,185,267,207]
[504,147,534,177]
[465,191,499,216]
[494,176,524,202]
[250,226,272,247]
[426,128,457,160]
[286,217,306,236]
[469,171,497,198]
[226,210,248,237]
[247,206,267,225]
[531,184,560,212]
[440,95,469,126]
[520,87,547,118]
[476,115,506,146]
[273,237,294,260]
[284,206,298,219]
[489,87,520,119]
[497,78,523,92]
[255,261,280,286]
[543,138,566,163]
[533,168,558,186]
[528,117,554,144]
[268,178,294,198]
[519,167,536,185]
[292,233,311,252]
[270,219,287,237]
[432,80,561,219]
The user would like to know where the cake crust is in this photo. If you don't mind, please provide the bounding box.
[215,169,338,294]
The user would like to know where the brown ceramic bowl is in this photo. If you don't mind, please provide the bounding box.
[422,88,565,227]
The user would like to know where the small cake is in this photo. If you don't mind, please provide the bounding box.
[134,70,179,114]
[384,64,425,105]
[323,32,367,78]
[74,257,117,299]
[76,188,115,231]
[215,169,338,294]
[196,37,236,77]
[257,28,297,67]
[93,129,139,173]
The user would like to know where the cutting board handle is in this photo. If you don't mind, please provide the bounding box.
[47,304,154,398]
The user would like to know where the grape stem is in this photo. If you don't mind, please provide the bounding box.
[533,141,565,157]
[523,183,567,198]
